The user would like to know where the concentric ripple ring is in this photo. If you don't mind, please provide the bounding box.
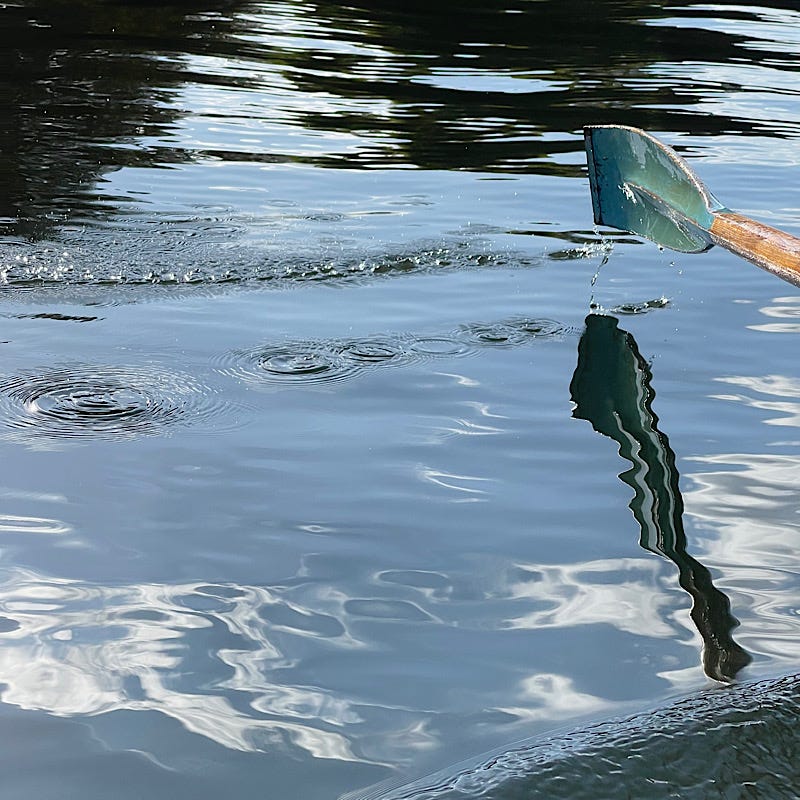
[0,364,230,443]
[340,336,417,368]
[461,317,567,346]
[217,341,363,387]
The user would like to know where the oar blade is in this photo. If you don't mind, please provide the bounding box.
[584,125,725,253]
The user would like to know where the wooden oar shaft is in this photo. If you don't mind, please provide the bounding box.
[710,212,800,288]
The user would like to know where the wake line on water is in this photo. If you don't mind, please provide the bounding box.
[0,228,615,305]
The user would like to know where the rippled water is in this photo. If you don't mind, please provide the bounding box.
[354,673,800,799]
[2,1,800,797]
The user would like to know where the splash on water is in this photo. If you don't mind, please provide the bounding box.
[0,230,550,304]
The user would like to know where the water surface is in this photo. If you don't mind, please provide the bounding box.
[2,1,800,797]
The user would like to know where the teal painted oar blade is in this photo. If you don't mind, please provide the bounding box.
[584,125,727,253]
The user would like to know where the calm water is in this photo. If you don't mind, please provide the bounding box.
[2,1,800,797]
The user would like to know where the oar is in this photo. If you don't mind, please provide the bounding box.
[584,125,800,287]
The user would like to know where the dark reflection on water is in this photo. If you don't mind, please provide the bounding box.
[359,673,800,800]
[5,0,800,237]
[281,0,784,172]
[3,1,239,237]
[570,314,750,683]
[10,312,100,323]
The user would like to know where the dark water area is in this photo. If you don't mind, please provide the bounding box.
[356,673,800,800]
[1,0,800,797]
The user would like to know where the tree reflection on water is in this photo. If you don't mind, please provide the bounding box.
[4,0,799,236]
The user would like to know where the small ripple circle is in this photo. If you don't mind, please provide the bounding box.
[217,341,362,387]
[461,317,566,346]
[0,364,230,442]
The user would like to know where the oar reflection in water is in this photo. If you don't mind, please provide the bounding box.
[569,314,750,683]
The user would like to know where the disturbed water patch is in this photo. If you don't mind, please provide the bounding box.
[340,338,420,368]
[350,673,800,800]
[588,297,671,316]
[216,317,569,389]
[249,344,358,386]
[0,231,549,302]
[215,337,414,388]
[0,364,233,445]
[459,318,565,347]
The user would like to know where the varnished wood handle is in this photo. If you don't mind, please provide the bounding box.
[710,212,800,288]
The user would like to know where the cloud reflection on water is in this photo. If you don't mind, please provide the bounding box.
[750,296,800,333]
[683,451,800,668]
[0,559,688,764]
[0,514,70,535]
[502,558,678,639]
[498,672,611,723]
[713,374,800,427]
[680,318,800,671]
[0,570,361,761]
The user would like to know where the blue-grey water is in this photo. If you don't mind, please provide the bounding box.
[2,1,800,797]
